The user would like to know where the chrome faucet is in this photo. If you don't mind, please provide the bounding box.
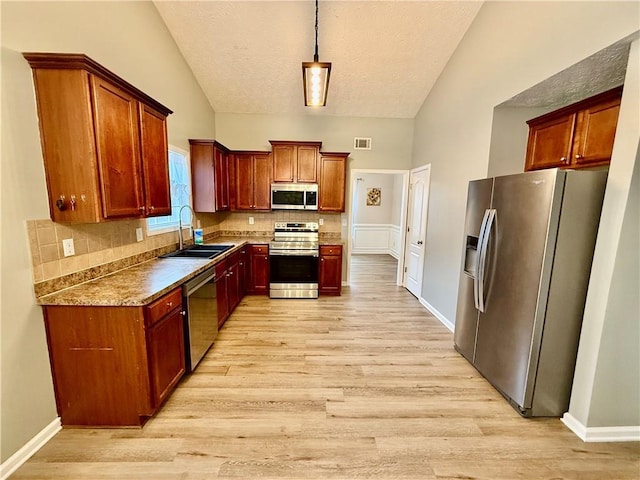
[178,205,194,250]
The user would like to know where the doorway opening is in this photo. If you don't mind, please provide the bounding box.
[346,169,409,288]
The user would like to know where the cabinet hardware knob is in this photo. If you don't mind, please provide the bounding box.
[321,258,324,262]
[560,157,567,162]
[149,206,155,211]
[139,206,145,212]
[417,240,423,245]
[575,154,583,160]
[56,196,67,211]
[167,301,173,307]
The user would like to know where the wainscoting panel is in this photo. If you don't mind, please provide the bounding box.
[352,224,401,256]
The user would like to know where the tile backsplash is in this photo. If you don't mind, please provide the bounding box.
[27,210,342,294]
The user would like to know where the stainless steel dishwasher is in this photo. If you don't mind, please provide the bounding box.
[182,267,218,372]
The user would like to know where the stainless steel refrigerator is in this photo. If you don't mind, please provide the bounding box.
[454,168,607,416]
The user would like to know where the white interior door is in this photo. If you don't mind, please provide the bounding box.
[403,165,431,298]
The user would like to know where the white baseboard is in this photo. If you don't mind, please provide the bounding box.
[1,417,61,480]
[419,298,454,332]
[562,412,640,442]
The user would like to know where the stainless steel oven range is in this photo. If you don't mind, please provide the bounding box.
[269,222,319,299]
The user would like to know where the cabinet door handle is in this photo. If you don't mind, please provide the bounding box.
[139,206,146,212]
[149,206,155,211]
[320,258,324,262]
[560,157,567,162]
[575,154,583,160]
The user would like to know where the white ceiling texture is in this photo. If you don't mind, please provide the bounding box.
[153,1,483,119]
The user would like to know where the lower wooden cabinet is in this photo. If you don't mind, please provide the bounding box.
[215,261,230,328]
[319,245,343,295]
[146,308,185,408]
[43,288,185,427]
[246,244,270,295]
[215,251,244,329]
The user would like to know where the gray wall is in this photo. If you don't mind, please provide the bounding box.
[353,173,398,225]
[412,1,639,430]
[588,150,639,427]
[215,113,414,171]
[487,106,552,177]
[570,38,640,429]
[1,0,215,462]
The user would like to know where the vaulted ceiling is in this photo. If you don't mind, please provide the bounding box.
[153,1,483,119]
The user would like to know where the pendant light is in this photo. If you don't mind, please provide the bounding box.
[302,0,331,107]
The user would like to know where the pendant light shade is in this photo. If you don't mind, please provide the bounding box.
[302,0,331,107]
[302,61,331,107]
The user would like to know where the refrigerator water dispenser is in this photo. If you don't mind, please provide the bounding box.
[463,235,478,277]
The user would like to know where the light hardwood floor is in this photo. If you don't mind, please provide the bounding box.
[11,254,639,479]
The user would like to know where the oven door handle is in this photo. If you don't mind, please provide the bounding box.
[269,251,319,257]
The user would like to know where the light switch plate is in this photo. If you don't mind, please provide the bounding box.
[136,227,143,242]
[62,238,75,257]
[249,217,255,225]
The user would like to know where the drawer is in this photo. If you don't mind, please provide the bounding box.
[146,288,182,327]
[252,244,268,255]
[320,245,342,256]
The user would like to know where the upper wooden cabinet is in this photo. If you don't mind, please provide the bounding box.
[189,140,230,213]
[230,151,272,211]
[318,153,349,212]
[24,53,172,223]
[269,141,321,183]
[525,87,622,172]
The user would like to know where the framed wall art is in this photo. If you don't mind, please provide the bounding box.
[366,187,381,206]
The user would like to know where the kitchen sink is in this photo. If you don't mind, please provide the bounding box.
[159,244,234,259]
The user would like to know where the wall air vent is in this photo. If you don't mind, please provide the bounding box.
[354,137,372,150]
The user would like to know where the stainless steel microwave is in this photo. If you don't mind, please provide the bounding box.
[271,183,318,210]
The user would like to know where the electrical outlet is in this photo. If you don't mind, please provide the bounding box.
[136,227,143,242]
[319,218,324,226]
[62,238,75,257]
[249,216,255,225]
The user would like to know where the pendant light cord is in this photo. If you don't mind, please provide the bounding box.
[314,0,319,62]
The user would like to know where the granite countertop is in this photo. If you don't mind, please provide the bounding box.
[37,240,249,307]
[37,234,343,307]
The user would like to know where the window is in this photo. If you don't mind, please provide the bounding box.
[147,146,192,235]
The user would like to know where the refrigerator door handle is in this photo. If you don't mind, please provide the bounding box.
[474,209,492,310]
[477,209,496,313]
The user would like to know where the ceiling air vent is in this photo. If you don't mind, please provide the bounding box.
[354,137,372,150]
